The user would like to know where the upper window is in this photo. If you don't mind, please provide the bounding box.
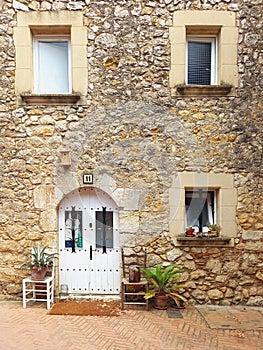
[14,11,87,105]
[185,190,216,232]
[169,10,238,96]
[34,36,71,94]
[187,36,216,85]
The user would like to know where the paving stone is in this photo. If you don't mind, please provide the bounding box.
[0,302,262,350]
[196,305,263,330]
[166,308,183,318]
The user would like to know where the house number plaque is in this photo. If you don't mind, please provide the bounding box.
[83,174,93,184]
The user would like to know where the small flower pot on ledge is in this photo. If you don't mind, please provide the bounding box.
[186,227,195,237]
[208,231,219,237]
[208,224,221,237]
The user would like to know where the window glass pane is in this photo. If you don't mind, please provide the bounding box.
[38,41,69,93]
[185,191,215,232]
[96,211,113,249]
[188,41,211,85]
[65,210,83,248]
[186,197,208,229]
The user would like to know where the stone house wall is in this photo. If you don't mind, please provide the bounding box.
[0,0,262,305]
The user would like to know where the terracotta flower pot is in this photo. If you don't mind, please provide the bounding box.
[186,228,195,237]
[31,266,47,281]
[153,295,169,310]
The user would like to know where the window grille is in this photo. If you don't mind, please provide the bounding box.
[186,36,216,85]
[187,41,211,85]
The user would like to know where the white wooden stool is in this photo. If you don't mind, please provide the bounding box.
[22,270,54,309]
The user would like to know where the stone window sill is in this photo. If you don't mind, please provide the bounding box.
[176,237,232,247]
[176,85,233,97]
[20,93,81,105]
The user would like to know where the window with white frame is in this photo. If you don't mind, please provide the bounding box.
[14,12,87,105]
[169,172,237,245]
[185,190,216,232]
[169,11,238,96]
[34,35,71,94]
[187,36,217,85]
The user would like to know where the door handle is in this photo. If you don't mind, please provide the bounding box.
[90,245,97,260]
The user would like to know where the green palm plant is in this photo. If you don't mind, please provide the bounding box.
[142,264,187,307]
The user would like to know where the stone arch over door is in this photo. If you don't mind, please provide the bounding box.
[58,186,120,295]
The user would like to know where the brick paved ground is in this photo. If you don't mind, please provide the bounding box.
[0,301,262,350]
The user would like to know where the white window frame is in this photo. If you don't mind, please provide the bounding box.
[33,35,72,94]
[186,36,217,86]
[185,189,217,233]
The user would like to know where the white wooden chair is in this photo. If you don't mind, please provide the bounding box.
[22,261,55,309]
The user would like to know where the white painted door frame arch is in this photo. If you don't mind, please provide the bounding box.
[58,186,120,295]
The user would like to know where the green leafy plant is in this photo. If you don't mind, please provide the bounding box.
[20,244,58,271]
[208,223,221,233]
[142,264,187,307]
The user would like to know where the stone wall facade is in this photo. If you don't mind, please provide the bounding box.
[0,0,262,305]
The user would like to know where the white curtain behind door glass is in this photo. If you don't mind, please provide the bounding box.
[37,41,69,93]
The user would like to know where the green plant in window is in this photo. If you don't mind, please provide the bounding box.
[208,223,220,234]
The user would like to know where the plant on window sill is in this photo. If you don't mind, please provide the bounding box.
[185,226,195,237]
[207,223,221,236]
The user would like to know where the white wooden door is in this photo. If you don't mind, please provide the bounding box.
[58,188,120,295]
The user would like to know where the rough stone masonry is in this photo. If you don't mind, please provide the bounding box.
[0,0,262,305]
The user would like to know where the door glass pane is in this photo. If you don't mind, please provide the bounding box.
[96,211,113,249]
[188,41,211,85]
[65,210,83,248]
[37,41,69,93]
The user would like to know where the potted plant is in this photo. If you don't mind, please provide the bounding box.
[20,244,58,281]
[185,226,195,237]
[142,264,187,310]
[207,223,220,236]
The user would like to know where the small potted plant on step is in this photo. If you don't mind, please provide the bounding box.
[142,264,187,310]
[20,243,58,281]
